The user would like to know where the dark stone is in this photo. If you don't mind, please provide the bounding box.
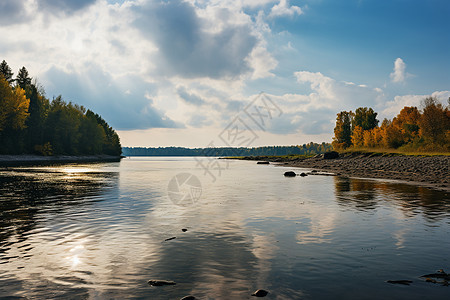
[299,172,308,177]
[180,296,196,300]
[251,289,269,297]
[284,171,296,177]
[148,280,176,286]
[164,237,176,241]
[323,151,339,159]
[257,161,270,164]
[386,280,412,285]
[182,228,188,232]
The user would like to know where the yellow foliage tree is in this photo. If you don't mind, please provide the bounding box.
[363,129,376,148]
[0,76,30,131]
[9,87,30,130]
[351,125,364,148]
[0,76,13,131]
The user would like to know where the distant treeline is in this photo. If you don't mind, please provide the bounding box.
[122,143,332,157]
[332,96,450,152]
[0,60,121,156]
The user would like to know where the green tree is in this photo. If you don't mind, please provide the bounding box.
[352,107,379,131]
[25,84,50,152]
[45,97,83,155]
[16,66,32,89]
[0,60,14,85]
[332,111,353,149]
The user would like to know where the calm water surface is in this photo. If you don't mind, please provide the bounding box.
[0,157,449,299]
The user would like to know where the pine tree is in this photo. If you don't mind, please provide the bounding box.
[0,60,14,84]
[16,66,32,89]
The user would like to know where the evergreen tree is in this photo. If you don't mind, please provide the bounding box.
[0,60,14,84]
[16,67,32,89]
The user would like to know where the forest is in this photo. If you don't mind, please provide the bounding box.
[123,143,332,157]
[332,97,450,152]
[0,60,121,156]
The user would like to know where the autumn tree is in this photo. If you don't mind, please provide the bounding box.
[0,76,30,131]
[419,97,448,145]
[0,60,14,85]
[351,125,364,147]
[332,111,353,149]
[392,106,420,144]
[0,76,30,153]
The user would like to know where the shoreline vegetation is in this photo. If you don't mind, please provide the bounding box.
[229,151,450,192]
[0,60,121,157]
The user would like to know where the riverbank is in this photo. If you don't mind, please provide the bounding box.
[232,152,450,192]
[0,154,122,167]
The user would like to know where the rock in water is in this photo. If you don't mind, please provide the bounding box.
[251,289,269,297]
[386,280,413,285]
[257,161,270,164]
[148,280,176,286]
[164,237,176,241]
[284,171,296,177]
[299,172,308,177]
[182,228,188,232]
[180,296,196,300]
[323,151,339,159]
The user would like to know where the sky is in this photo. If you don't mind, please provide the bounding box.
[0,0,449,147]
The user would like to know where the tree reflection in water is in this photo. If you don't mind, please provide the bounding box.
[334,176,450,221]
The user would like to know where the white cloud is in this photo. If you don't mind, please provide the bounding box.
[390,57,407,83]
[381,90,450,119]
[269,0,303,18]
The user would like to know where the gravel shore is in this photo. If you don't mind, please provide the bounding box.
[242,153,450,192]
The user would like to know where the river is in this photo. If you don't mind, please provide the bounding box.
[0,157,449,299]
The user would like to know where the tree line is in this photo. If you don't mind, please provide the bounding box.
[123,143,332,157]
[0,60,121,156]
[332,97,450,152]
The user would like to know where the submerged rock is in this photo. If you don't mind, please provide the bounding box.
[299,172,308,177]
[421,269,450,280]
[148,280,176,286]
[386,280,413,285]
[284,171,296,177]
[251,289,269,297]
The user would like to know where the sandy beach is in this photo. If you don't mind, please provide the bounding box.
[240,153,450,192]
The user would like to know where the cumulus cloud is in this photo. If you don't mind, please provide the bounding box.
[177,86,206,106]
[0,0,29,25]
[381,90,450,118]
[43,64,180,130]
[37,0,98,14]
[390,57,407,83]
[269,0,303,18]
[132,1,259,79]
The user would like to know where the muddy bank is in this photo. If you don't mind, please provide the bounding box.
[236,153,450,192]
[0,154,122,167]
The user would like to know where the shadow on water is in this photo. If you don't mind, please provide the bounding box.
[334,176,450,221]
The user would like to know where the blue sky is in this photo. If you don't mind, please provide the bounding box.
[0,0,448,147]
